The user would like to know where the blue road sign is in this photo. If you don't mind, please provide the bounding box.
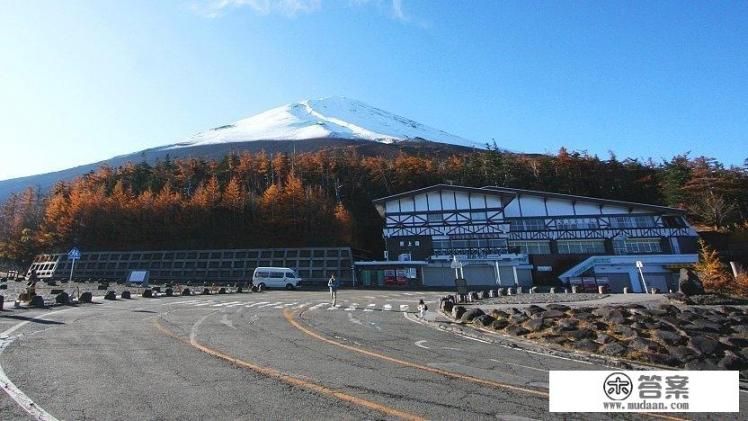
[68,247,81,260]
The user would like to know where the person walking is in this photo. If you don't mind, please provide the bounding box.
[417,299,428,318]
[328,273,338,306]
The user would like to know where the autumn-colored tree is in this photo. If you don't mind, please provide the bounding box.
[694,239,732,293]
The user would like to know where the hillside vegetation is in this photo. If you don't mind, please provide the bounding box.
[1,145,746,265]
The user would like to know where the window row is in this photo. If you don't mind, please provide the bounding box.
[613,238,662,254]
[57,259,352,271]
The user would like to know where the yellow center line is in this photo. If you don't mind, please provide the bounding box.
[284,309,548,398]
[285,310,692,421]
[152,318,425,421]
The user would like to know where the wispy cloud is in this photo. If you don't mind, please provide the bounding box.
[191,0,322,19]
[190,0,419,24]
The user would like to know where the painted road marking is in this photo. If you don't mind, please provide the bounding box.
[194,302,216,307]
[414,340,430,349]
[383,304,392,311]
[212,301,241,307]
[294,303,310,309]
[488,358,546,373]
[399,305,409,311]
[225,302,248,307]
[246,302,269,308]
[153,318,424,421]
[0,309,71,421]
[259,302,284,308]
[284,309,548,399]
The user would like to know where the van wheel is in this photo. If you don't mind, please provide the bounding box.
[285,284,295,290]
[258,283,266,289]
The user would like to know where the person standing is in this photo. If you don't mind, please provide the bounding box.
[328,273,338,306]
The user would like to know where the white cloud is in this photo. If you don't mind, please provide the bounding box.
[191,0,322,18]
[191,0,416,23]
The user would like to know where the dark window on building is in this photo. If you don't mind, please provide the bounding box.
[142,254,152,260]
[272,250,285,258]
[176,252,186,259]
[185,262,195,268]
[209,261,219,268]
[286,250,298,257]
[90,254,100,261]
[248,251,259,258]
[220,270,230,277]
[285,260,297,268]
[152,253,163,260]
[313,250,325,257]
[235,251,247,258]
[199,253,209,259]
[221,261,231,268]
[259,261,271,267]
[207,270,219,277]
[272,260,284,267]
[107,262,116,269]
[298,270,310,277]
[326,260,337,267]
[174,262,184,268]
[162,262,172,269]
[233,261,244,268]
[326,250,338,257]
[197,262,207,269]
[340,259,351,267]
[260,251,272,258]
[187,252,197,259]
[341,249,350,257]
[300,250,311,257]
[312,270,324,278]
[152,262,162,268]
[298,260,311,267]
[222,252,234,259]
[164,253,174,259]
[312,260,325,267]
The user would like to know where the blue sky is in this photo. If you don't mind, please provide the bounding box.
[1,1,747,180]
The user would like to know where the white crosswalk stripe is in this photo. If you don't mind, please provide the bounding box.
[309,302,328,310]
[212,301,241,307]
[194,302,216,307]
[293,303,310,309]
[400,304,409,311]
[225,302,248,307]
[246,301,269,308]
[259,301,283,308]
[383,304,392,311]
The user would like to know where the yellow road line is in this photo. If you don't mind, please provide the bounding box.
[285,310,692,421]
[284,309,548,398]
[152,318,425,421]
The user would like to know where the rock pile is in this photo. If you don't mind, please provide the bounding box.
[443,300,748,375]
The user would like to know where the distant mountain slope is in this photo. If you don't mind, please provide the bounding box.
[0,97,479,199]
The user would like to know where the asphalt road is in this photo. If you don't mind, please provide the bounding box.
[0,289,744,420]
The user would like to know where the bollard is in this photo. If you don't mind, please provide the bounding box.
[181,288,191,296]
[237,286,243,293]
[498,288,506,296]
[121,290,131,299]
[562,288,568,293]
[489,289,496,298]
[530,286,538,294]
[571,286,580,294]
[507,287,514,295]
[598,285,608,294]
[623,287,630,294]
[650,287,660,294]
[516,286,523,294]
[549,287,557,294]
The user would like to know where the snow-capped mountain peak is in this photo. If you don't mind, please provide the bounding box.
[173,96,477,148]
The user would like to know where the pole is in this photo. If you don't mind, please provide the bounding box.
[69,258,75,283]
[637,266,649,294]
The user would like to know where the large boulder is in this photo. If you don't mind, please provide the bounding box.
[142,289,153,298]
[55,292,71,305]
[473,314,495,327]
[505,325,529,336]
[524,318,545,332]
[121,290,131,299]
[30,295,45,308]
[79,292,93,303]
[688,336,721,354]
[601,342,628,357]
[523,305,545,317]
[181,288,191,296]
[491,319,509,330]
[652,330,683,345]
[165,288,174,297]
[678,268,704,296]
[104,290,117,300]
[451,306,467,320]
[461,308,485,323]
[442,300,454,313]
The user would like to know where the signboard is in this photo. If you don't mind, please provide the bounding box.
[127,270,149,284]
[635,260,644,268]
[67,247,81,260]
[537,265,553,272]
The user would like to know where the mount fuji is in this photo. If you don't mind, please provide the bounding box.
[0,97,479,199]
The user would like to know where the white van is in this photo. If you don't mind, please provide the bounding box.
[252,267,302,290]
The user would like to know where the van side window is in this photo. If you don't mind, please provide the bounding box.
[269,272,283,278]
[285,272,295,278]
[256,272,269,278]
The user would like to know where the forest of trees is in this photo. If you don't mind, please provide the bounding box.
[1,145,747,266]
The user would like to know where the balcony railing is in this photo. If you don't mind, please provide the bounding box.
[431,247,526,261]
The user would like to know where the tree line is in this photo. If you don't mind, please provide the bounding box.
[1,145,746,266]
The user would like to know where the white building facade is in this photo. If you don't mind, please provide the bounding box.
[363,184,699,292]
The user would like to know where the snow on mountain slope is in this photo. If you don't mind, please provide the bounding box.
[170,96,478,148]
